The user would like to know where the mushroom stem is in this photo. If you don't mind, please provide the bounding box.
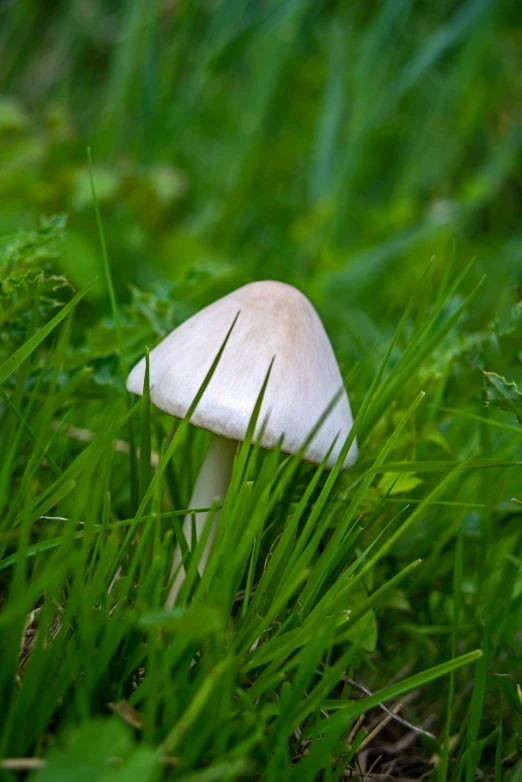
[166,434,237,608]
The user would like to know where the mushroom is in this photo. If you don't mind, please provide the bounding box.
[126,280,357,606]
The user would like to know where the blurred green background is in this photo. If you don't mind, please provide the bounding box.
[1,0,521,349]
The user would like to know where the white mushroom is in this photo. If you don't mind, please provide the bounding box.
[127,280,357,606]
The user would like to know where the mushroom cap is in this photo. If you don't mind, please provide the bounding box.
[127,280,357,469]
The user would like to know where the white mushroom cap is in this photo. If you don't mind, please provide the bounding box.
[127,280,357,469]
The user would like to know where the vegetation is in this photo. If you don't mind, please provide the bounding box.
[0,1,521,779]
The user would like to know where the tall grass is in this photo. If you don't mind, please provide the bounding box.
[0,220,520,778]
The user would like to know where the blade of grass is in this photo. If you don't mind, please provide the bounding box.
[0,281,96,385]
[439,531,463,781]
[87,148,125,373]
[139,349,152,502]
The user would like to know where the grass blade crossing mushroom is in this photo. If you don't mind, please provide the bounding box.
[127,280,357,606]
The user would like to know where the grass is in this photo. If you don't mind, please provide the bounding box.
[0,225,520,780]
[0,0,522,779]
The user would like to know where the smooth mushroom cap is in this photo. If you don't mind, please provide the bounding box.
[127,280,357,469]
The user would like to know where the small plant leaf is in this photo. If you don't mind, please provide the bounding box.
[377,472,424,495]
[34,719,159,782]
[484,371,522,423]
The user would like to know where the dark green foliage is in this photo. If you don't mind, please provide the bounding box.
[0,216,71,364]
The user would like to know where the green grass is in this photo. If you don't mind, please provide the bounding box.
[1,224,520,780]
[1,0,522,779]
